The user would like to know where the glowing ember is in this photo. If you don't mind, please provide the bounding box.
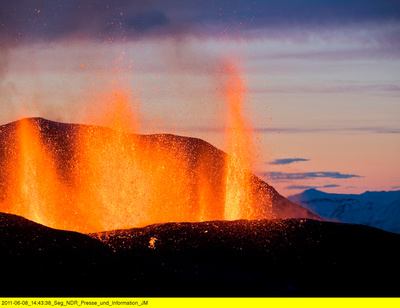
[148,237,158,249]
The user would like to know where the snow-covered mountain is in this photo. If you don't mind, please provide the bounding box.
[288,189,400,234]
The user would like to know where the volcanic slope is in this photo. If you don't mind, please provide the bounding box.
[1,211,399,296]
[0,117,318,232]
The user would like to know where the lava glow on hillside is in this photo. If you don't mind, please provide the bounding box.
[0,60,273,233]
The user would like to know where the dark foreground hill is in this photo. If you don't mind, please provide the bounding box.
[1,211,399,296]
[0,212,111,296]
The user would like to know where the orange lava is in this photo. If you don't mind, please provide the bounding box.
[1,118,81,230]
[0,58,271,233]
[75,82,201,231]
[222,60,256,220]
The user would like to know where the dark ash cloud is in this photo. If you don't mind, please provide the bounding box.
[124,9,170,32]
[1,0,399,45]
[269,158,310,165]
[260,171,362,180]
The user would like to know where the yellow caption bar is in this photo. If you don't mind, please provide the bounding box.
[1,298,399,308]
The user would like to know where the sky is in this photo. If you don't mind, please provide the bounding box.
[1,0,399,197]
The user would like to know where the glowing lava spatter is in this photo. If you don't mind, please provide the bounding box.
[0,58,272,232]
[77,81,148,230]
[222,60,255,221]
[3,119,69,229]
[76,82,199,231]
[15,119,52,225]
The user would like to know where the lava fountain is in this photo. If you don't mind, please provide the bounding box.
[1,118,73,230]
[75,81,201,231]
[0,58,275,233]
[222,60,255,221]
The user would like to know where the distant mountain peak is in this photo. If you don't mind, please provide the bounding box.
[288,189,400,234]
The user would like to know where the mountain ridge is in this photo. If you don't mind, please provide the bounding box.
[288,189,400,233]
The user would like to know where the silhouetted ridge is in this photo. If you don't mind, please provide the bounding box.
[1,212,399,296]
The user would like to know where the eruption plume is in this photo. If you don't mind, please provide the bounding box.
[221,60,255,220]
[0,57,301,233]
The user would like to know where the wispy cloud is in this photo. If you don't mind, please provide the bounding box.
[254,84,400,94]
[260,171,362,180]
[254,126,400,134]
[268,158,310,165]
[179,125,400,134]
[285,184,340,190]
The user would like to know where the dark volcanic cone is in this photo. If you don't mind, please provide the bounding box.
[0,117,318,232]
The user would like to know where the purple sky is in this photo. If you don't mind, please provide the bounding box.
[1,0,399,196]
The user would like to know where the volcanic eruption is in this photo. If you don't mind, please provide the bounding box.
[1,0,399,298]
[0,59,319,233]
[1,59,400,298]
